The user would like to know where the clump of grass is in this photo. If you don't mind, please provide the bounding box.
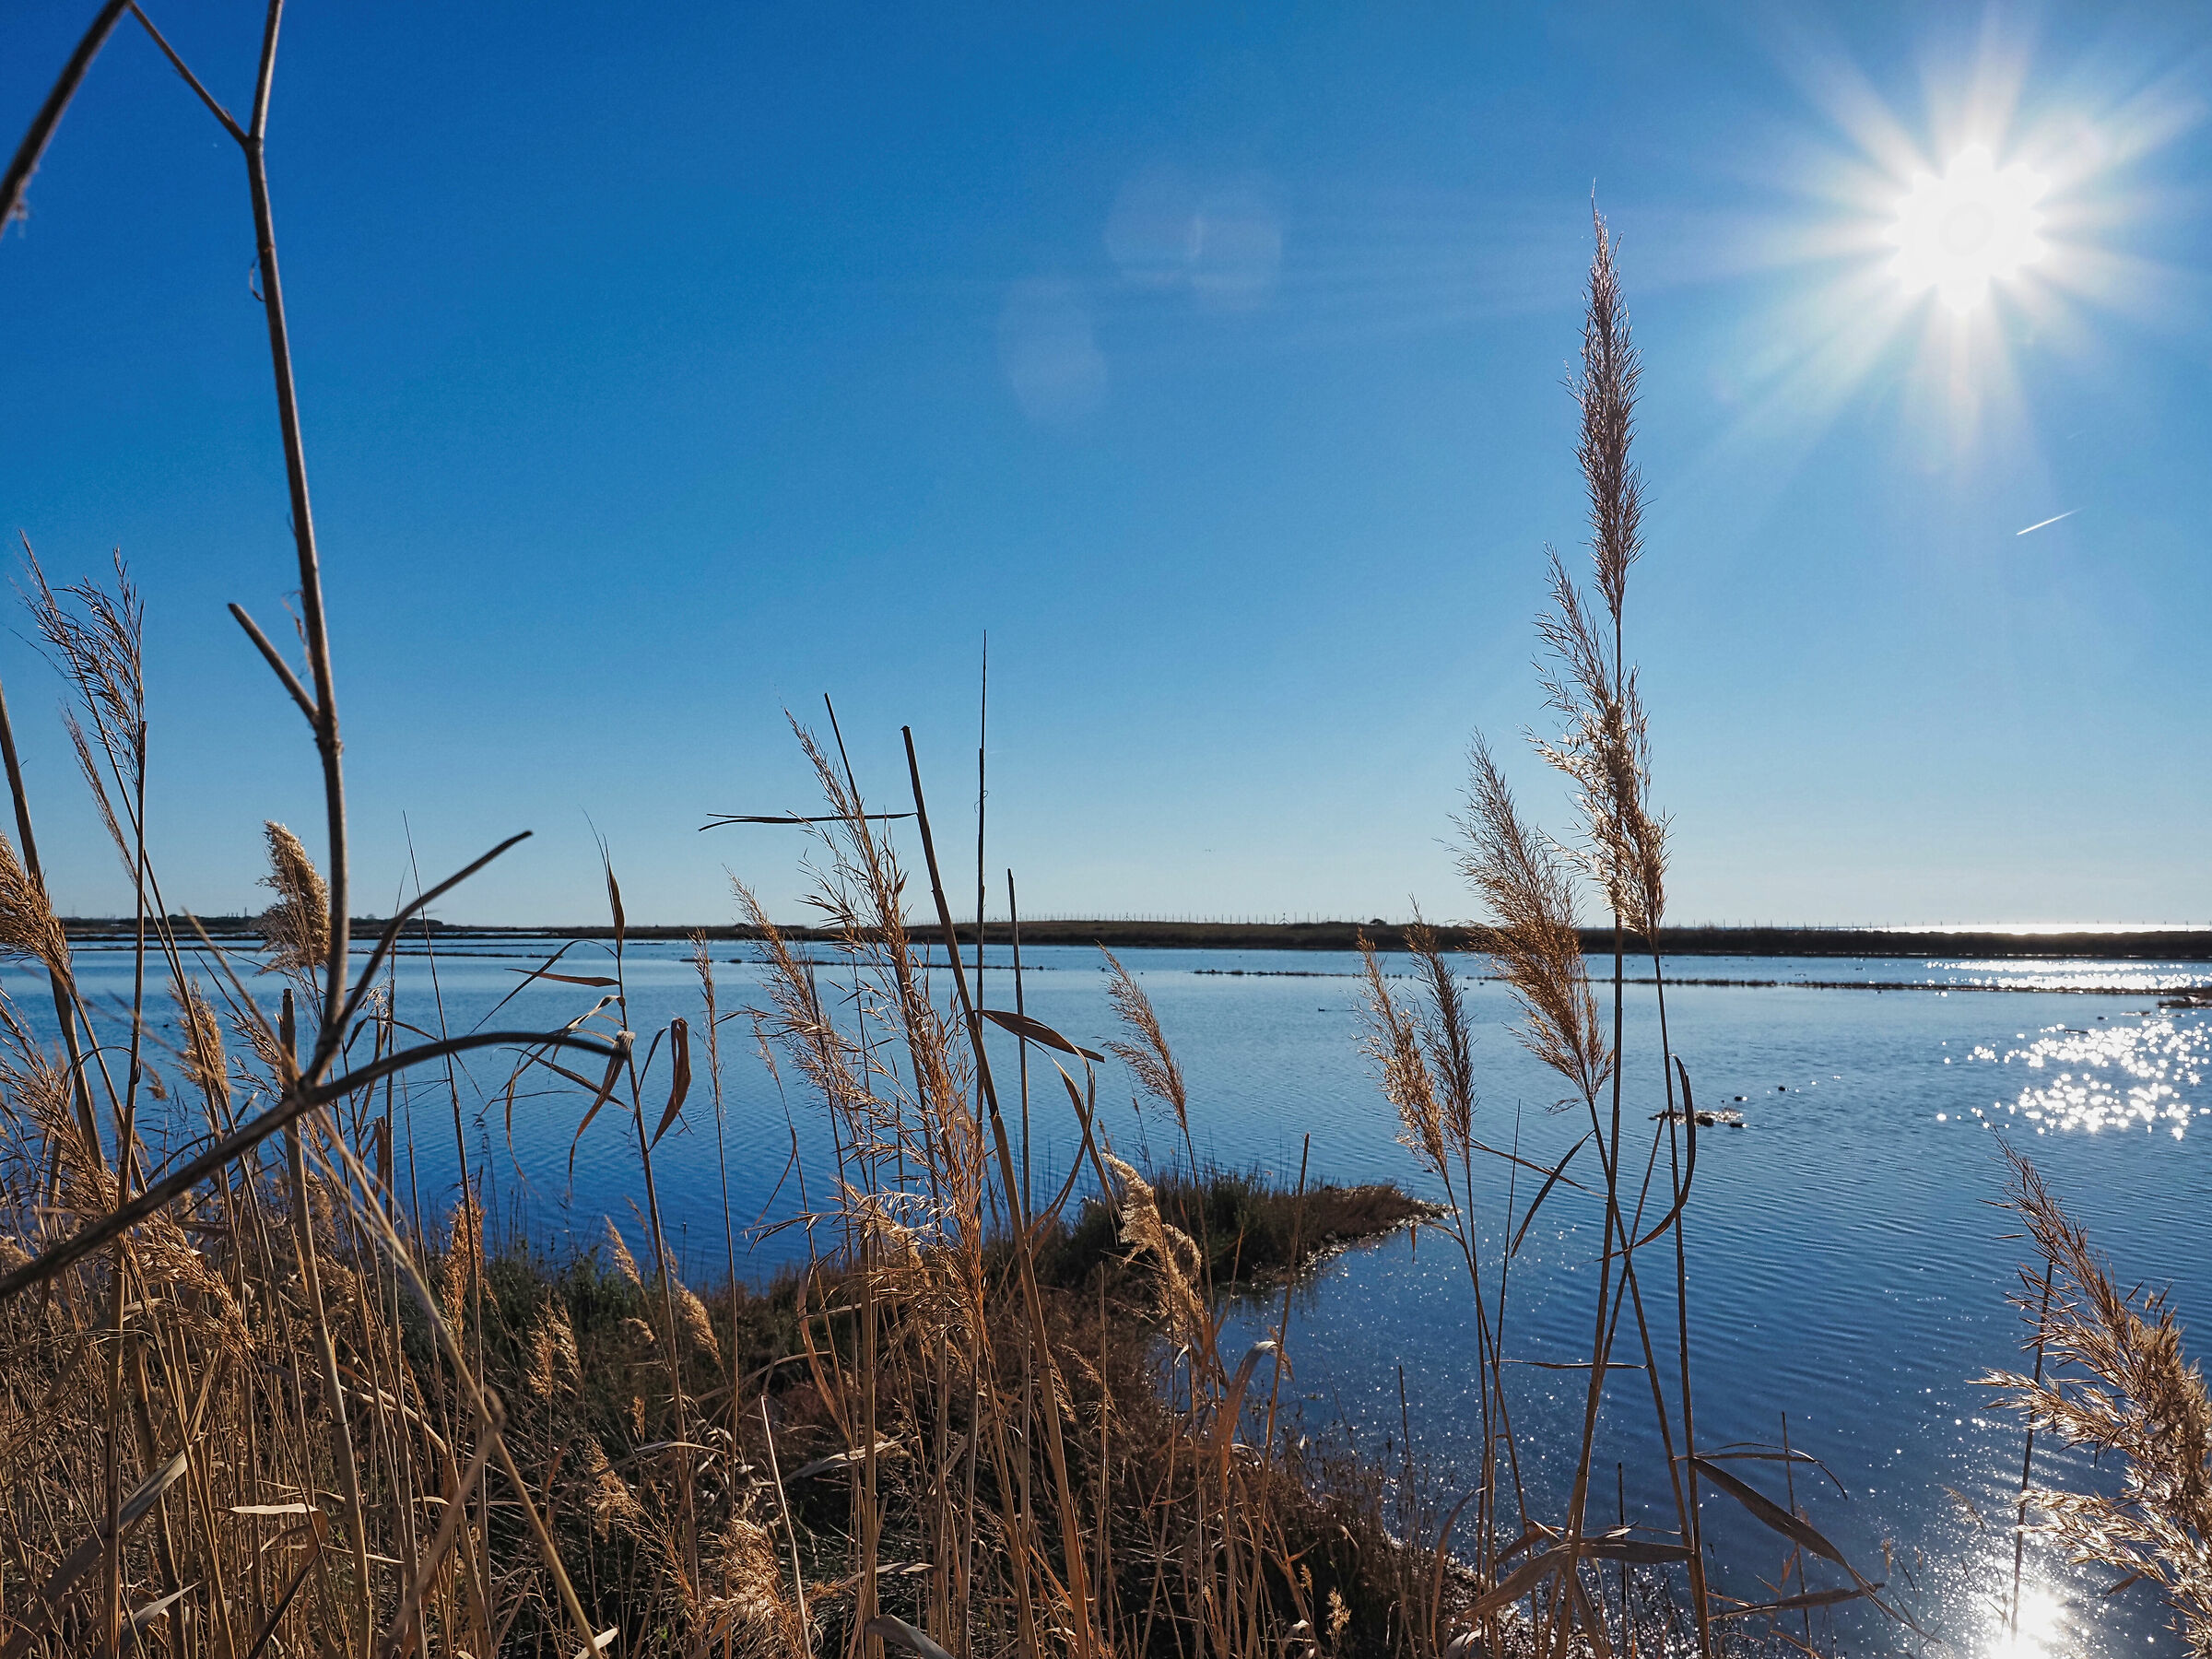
[1039,1164,1431,1295]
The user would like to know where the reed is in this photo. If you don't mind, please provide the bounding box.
[1983,1146,2212,1653]
[1347,210,1915,1659]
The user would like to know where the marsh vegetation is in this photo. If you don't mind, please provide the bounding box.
[3,9,2206,1659]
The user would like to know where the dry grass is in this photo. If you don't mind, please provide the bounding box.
[256,822,331,982]
[1345,208,1916,1659]
[1983,1146,2212,1654]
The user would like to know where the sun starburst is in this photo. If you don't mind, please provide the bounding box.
[1888,144,2048,313]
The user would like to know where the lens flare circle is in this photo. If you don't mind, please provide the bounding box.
[1888,145,2048,312]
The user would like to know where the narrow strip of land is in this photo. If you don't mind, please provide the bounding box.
[59,916,2212,959]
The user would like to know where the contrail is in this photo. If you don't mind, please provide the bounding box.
[2016,510,2077,536]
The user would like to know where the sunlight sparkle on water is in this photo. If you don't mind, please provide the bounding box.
[1967,1016,2207,1136]
[1983,1580,2066,1659]
[1888,145,2047,312]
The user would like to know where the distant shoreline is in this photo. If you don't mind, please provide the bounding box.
[55,917,2212,960]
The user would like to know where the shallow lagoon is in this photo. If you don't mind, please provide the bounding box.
[46,940,2212,1655]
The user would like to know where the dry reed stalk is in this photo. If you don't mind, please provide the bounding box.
[278,988,371,1653]
[739,745,1053,1653]
[1553,209,1708,1656]
[692,934,745,1423]
[0,672,101,1163]
[1982,1146,2212,1652]
[1358,925,1527,1616]
[1371,208,1743,1658]
[905,726,1099,1659]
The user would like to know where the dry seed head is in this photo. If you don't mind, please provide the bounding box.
[582,1439,646,1537]
[604,1216,644,1290]
[526,1322,558,1398]
[527,1301,581,1398]
[22,545,147,787]
[1406,918,1477,1159]
[713,1517,789,1623]
[171,976,230,1112]
[1103,1153,1208,1351]
[257,821,330,976]
[1358,938,1447,1181]
[232,1006,288,1078]
[675,1277,723,1364]
[4,1044,243,1341]
[1982,1147,2212,1644]
[440,1192,483,1334]
[1533,550,1668,936]
[1576,206,1642,627]
[0,832,67,976]
[706,1517,800,1657]
[549,1301,580,1382]
[1456,735,1612,1108]
[1103,949,1187,1129]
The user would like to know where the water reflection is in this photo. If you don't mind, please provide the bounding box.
[28,942,2211,1653]
[1936,958,2212,994]
[1964,1015,2208,1136]
[1987,1578,2067,1658]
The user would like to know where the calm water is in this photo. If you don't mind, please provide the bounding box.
[31,940,2212,1656]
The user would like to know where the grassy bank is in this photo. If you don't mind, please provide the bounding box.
[0,1129,1447,1656]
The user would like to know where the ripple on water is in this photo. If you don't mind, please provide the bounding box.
[1959,1015,2209,1137]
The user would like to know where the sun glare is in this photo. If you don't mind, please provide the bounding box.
[1888,144,2047,313]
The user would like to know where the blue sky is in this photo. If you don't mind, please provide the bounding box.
[2,2,2207,926]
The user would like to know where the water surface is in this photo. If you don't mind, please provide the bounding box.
[33,940,2212,1656]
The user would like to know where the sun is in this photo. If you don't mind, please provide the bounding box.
[1888,144,2048,313]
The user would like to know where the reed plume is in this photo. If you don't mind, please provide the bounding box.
[0,830,67,977]
[1103,948,1189,1135]
[21,544,144,792]
[1983,1146,2212,1653]
[23,546,147,892]
[1102,1152,1209,1354]
[1407,916,1477,1164]
[256,819,329,981]
[1576,207,1641,626]
[1358,937,1448,1180]
[674,1273,723,1364]
[440,1188,485,1331]
[1456,735,1610,1109]
[604,1213,645,1290]
[169,974,229,1112]
[1532,549,1668,938]
[1526,209,1669,940]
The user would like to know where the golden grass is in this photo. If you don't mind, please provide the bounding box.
[1983,1146,2212,1653]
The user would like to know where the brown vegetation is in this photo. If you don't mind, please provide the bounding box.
[1983,1147,2212,1654]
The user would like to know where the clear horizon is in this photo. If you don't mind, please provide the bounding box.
[44,910,2212,935]
[5,3,2208,929]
